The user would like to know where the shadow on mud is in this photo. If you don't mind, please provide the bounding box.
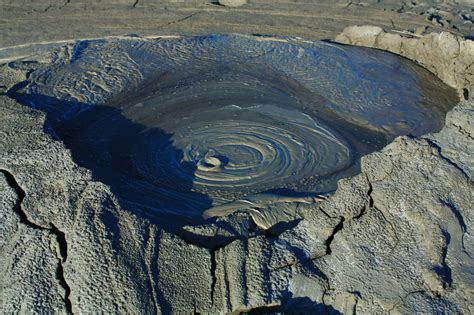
[244,295,342,314]
[10,91,213,229]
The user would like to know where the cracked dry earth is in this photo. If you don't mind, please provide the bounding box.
[1,36,474,314]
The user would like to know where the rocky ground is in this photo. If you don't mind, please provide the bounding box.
[0,0,473,314]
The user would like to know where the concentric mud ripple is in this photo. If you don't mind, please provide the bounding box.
[134,105,351,194]
[11,34,458,226]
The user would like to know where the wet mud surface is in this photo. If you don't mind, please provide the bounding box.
[10,34,458,227]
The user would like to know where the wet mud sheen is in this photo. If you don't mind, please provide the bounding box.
[14,35,458,227]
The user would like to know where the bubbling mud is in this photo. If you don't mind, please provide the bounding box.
[14,34,458,226]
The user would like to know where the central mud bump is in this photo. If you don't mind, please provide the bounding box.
[10,34,458,227]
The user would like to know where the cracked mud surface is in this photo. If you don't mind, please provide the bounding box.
[0,170,73,313]
[1,32,473,313]
[0,1,473,313]
[0,0,473,52]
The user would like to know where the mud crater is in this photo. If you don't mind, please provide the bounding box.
[11,34,458,228]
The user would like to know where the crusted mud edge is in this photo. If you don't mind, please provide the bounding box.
[0,29,473,314]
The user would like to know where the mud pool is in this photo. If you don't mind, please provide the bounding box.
[9,34,458,227]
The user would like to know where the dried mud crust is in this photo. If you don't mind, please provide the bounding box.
[1,32,473,314]
[336,25,474,100]
[0,0,473,49]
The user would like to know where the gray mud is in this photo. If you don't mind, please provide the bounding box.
[9,34,458,227]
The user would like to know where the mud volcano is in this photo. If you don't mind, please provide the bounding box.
[11,34,458,227]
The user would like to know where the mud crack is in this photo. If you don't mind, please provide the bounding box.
[364,177,400,254]
[272,175,376,273]
[324,217,345,255]
[424,138,470,179]
[0,169,73,314]
[439,198,469,255]
[210,248,217,304]
[435,230,453,288]
[387,290,428,313]
[156,12,200,30]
